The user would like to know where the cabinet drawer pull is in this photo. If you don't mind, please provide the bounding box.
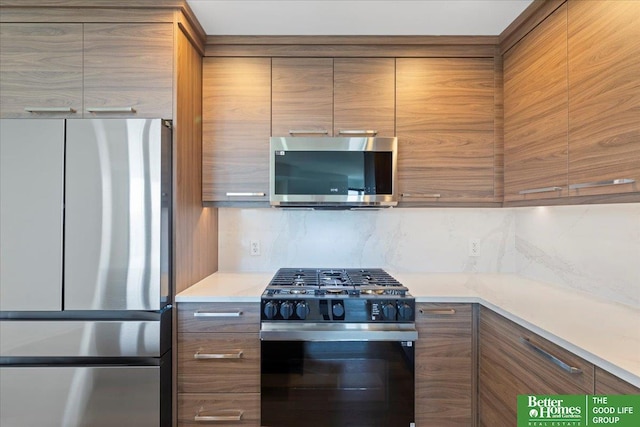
[401,193,441,198]
[225,192,266,197]
[569,179,635,190]
[194,310,243,318]
[288,130,329,135]
[518,186,563,195]
[86,107,136,113]
[24,107,76,113]
[520,337,582,374]
[337,130,378,136]
[194,350,243,359]
[195,408,243,422]
[419,308,456,315]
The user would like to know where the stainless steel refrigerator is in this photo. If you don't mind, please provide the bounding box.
[0,118,172,427]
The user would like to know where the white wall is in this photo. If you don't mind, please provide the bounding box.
[218,203,639,307]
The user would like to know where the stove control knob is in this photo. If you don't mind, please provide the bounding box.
[382,303,397,320]
[295,302,310,320]
[397,303,413,320]
[263,301,279,320]
[332,302,345,318]
[280,301,294,319]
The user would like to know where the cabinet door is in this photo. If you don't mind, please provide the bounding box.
[415,304,474,427]
[504,4,568,202]
[478,307,595,425]
[0,120,64,311]
[568,0,640,196]
[594,367,640,394]
[83,23,173,118]
[334,58,396,137]
[396,58,496,202]
[272,58,333,136]
[0,23,82,118]
[202,58,271,202]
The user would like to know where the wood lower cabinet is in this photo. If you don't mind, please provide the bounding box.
[415,303,475,426]
[478,307,595,426]
[567,0,640,197]
[202,57,271,203]
[396,58,497,203]
[177,302,261,427]
[504,3,568,202]
[595,367,640,395]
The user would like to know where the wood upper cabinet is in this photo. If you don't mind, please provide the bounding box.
[567,0,640,197]
[0,23,83,118]
[334,58,396,137]
[0,22,173,119]
[415,303,475,427]
[504,4,568,202]
[595,367,640,394]
[272,58,333,137]
[478,307,595,426]
[396,58,496,203]
[202,57,271,202]
[272,57,396,137]
[83,23,173,118]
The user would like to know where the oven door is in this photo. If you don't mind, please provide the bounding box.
[261,325,415,427]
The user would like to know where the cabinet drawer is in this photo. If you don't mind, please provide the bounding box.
[178,333,259,393]
[480,307,594,394]
[178,303,260,333]
[178,393,260,427]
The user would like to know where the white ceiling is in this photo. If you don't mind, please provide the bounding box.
[187,0,534,36]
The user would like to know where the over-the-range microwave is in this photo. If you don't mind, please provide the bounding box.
[269,136,398,209]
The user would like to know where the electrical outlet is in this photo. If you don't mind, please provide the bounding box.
[250,240,261,256]
[469,238,481,257]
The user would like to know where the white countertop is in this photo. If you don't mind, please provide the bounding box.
[176,271,640,388]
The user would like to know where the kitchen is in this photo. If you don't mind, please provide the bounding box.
[0,1,638,426]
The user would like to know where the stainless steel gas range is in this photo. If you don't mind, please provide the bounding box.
[260,268,416,427]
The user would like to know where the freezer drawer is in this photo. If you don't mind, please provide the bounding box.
[64,119,171,310]
[0,365,166,427]
[0,119,64,311]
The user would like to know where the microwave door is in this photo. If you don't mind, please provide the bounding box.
[64,119,169,311]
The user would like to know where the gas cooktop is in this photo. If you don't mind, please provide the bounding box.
[261,268,414,323]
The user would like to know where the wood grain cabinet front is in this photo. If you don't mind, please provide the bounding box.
[396,58,497,204]
[0,22,173,119]
[202,57,271,203]
[415,303,475,427]
[478,307,595,426]
[595,367,640,395]
[177,302,261,427]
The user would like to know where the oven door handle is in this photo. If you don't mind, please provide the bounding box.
[260,322,418,342]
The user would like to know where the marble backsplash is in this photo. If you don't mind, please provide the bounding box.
[218,203,640,308]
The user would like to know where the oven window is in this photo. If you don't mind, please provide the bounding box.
[274,151,393,196]
[261,341,414,427]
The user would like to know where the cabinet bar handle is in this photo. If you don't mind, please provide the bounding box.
[518,186,563,195]
[194,310,243,317]
[288,130,329,135]
[194,350,243,359]
[337,130,378,136]
[401,193,441,198]
[569,179,635,190]
[86,107,136,113]
[24,107,76,113]
[420,308,456,315]
[195,408,243,422]
[225,192,266,197]
[520,337,582,374]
